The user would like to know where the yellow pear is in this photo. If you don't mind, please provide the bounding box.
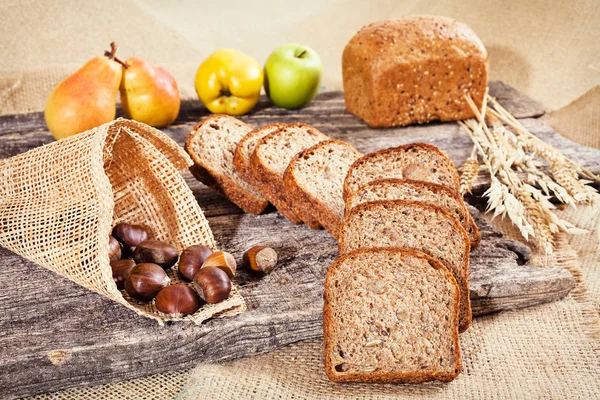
[44,43,123,140]
[120,57,180,127]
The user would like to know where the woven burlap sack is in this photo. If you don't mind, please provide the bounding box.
[0,118,246,325]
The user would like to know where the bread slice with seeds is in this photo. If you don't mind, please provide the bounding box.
[249,123,329,224]
[324,247,461,383]
[282,140,362,238]
[185,115,268,214]
[345,178,480,247]
[343,142,460,201]
[233,123,286,189]
[338,200,471,332]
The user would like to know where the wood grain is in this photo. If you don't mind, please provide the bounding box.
[0,82,590,399]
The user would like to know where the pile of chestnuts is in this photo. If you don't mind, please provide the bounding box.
[109,222,278,318]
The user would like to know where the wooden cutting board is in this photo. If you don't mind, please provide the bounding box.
[0,82,597,399]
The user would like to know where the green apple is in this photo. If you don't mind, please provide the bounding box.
[264,44,322,110]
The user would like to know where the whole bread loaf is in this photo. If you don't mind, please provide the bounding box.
[345,178,480,247]
[342,16,488,128]
[338,200,471,332]
[324,247,461,383]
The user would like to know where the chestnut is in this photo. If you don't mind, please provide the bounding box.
[133,240,179,270]
[193,266,231,304]
[178,245,213,281]
[155,284,204,317]
[108,235,122,262]
[125,263,170,301]
[243,246,278,274]
[201,251,236,278]
[112,223,151,256]
[110,259,136,290]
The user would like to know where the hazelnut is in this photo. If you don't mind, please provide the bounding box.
[110,259,136,290]
[243,246,278,274]
[201,251,237,278]
[133,240,179,270]
[178,245,213,281]
[112,223,151,256]
[125,263,170,301]
[193,266,231,304]
[108,235,122,262]
[155,284,204,317]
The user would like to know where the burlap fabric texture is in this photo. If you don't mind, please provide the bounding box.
[0,118,246,325]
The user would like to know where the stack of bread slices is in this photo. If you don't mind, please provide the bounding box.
[185,115,363,236]
[185,115,477,384]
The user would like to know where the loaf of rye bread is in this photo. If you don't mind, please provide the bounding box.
[338,200,471,332]
[185,115,269,214]
[345,178,480,247]
[282,140,362,238]
[249,123,329,225]
[343,142,461,201]
[233,123,286,190]
[342,16,488,128]
[323,247,461,383]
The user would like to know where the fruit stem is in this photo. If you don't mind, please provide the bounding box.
[297,50,307,58]
[104,42,129,69]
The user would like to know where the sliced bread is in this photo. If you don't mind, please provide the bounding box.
[324,247,462,383]
[345,178,480,247]
[338,200,471,332]
[185,115,268,214]
[343,143,461,201]
[233,123,286,189]
[282,140,362,238]
[249,123,329,224]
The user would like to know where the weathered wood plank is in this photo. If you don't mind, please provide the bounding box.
[0,208,574,399]
[0,82,583,398]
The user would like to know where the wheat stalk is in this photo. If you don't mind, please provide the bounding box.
[517,191,554,255]
[459,146,479,195]
[459,93,597,255]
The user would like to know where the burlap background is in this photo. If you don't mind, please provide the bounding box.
[1,0,598,398]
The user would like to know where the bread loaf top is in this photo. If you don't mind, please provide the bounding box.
[343,16,487,66]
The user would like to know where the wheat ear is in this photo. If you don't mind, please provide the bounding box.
[459,146,479,195]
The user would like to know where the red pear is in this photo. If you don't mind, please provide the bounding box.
[120,57,180,127]
[45,43,123,140]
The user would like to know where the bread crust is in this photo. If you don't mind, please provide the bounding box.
[345,178,480,247]
[338,199,472,332]
[233,123,286,190]
[342,142,461,200]
[283,140,362,238]
[342,16,488,128]
[323,247,462,383]
[185,115,268,215]
[249,123,328,225]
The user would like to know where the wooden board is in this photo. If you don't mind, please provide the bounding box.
[0,81,595,399]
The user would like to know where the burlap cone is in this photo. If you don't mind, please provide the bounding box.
[0,118,246,325]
